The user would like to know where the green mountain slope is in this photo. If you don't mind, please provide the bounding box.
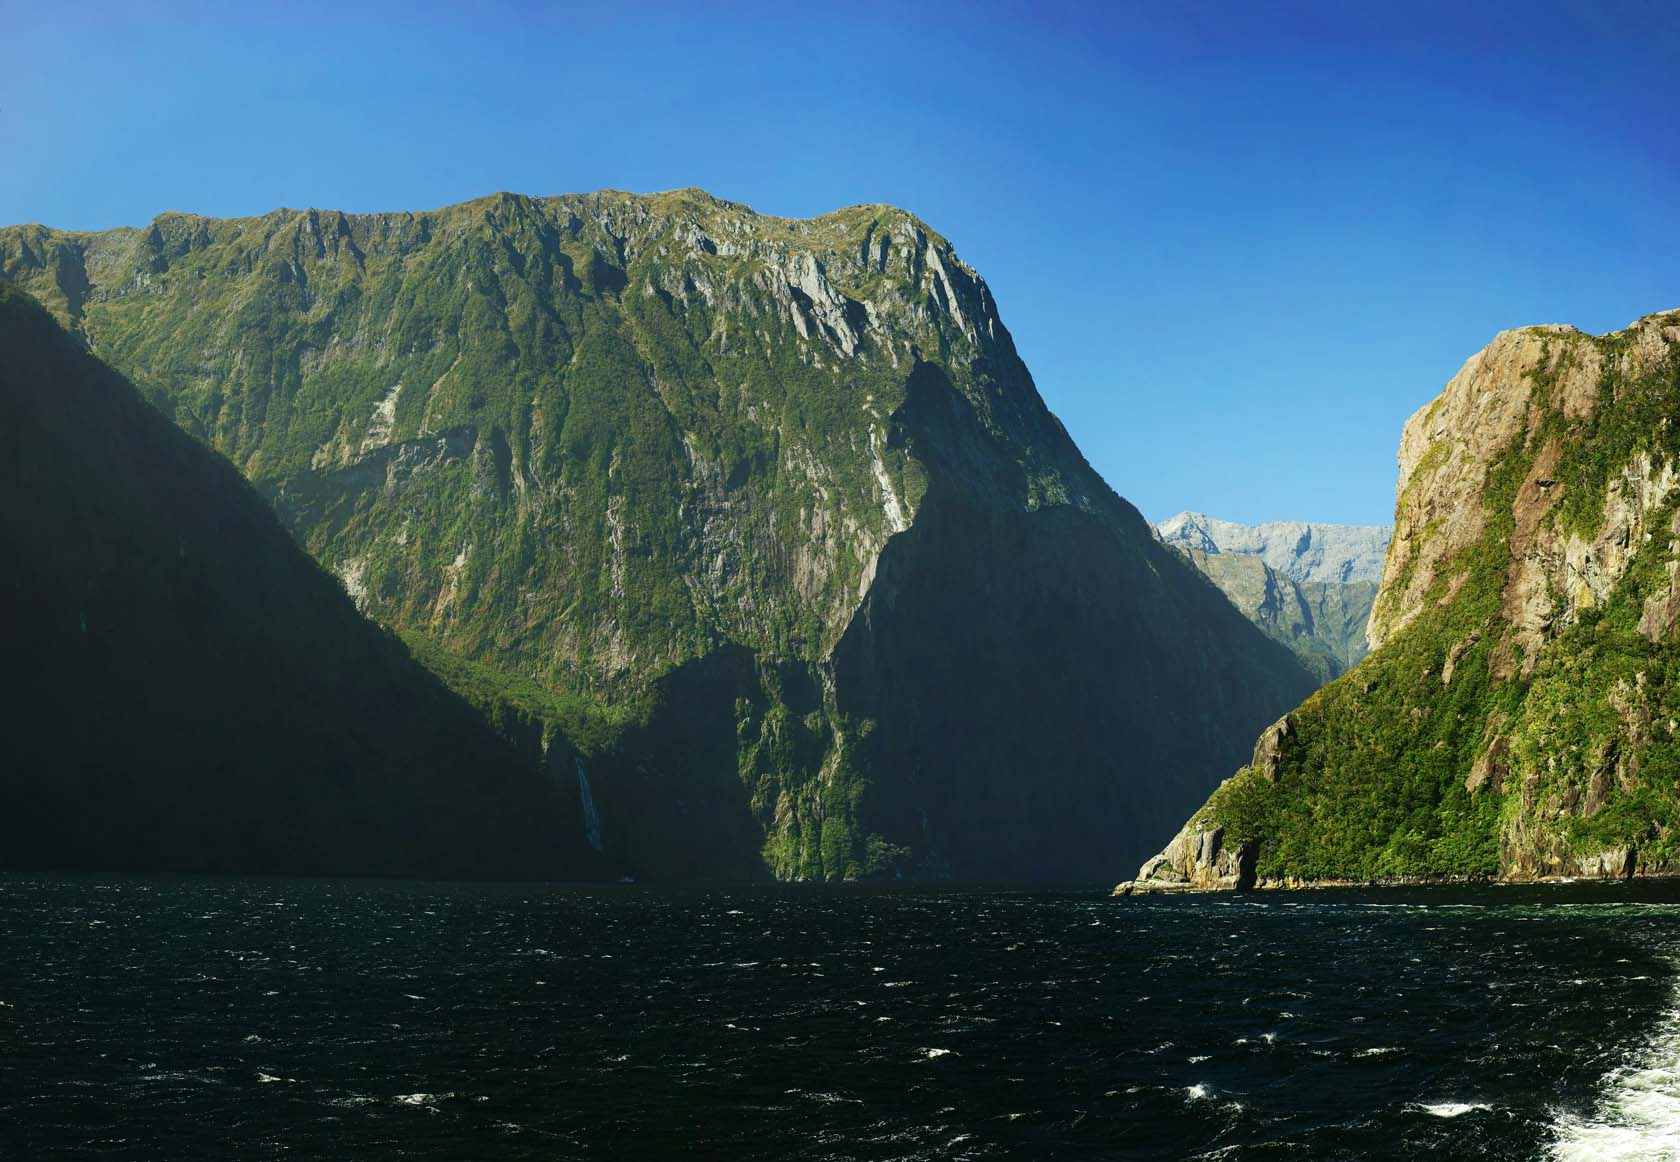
[0,281,597,879]
[1120,310,1680,891]
[2,190,1316,881]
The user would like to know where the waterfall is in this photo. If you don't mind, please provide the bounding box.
[576,760,604,852]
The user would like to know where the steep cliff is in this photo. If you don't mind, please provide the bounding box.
[1,190,1315,881]
[0,281,596,879]
[1122,309,1680,891]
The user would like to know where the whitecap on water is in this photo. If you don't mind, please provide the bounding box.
[326,1095,377,1109]
[783,1088,861,1104]
[395,1091,452,1106]
[1413,1101,1491,1117]
[1551,968,1680,1161]
[920,1048,955,1059]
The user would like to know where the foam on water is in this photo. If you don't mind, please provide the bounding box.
[1414,1102,1491,1118]
[1551,965,1680,1161]
[395,1092,452,1106]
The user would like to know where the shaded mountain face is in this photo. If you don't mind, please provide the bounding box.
[1,190,1315,881]
[0,283,597,879]
[1125,311,1680,889]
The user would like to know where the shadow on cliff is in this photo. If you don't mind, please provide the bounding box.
[580,645,773,882]
[0,282,601,882]
[829,361,1317,882]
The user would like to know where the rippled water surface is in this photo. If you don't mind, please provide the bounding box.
[7,876,1680,1159]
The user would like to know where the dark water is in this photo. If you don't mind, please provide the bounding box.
[6,877,1680,1160]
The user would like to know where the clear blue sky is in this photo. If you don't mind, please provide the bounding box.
[7,1,1676,525]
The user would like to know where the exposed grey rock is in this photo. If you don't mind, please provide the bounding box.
[1156,511,1391,585]
[1113,817,1257,894]
[1251,714,1293,782]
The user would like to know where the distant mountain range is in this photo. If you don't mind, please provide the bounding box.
[1156,512,1391,584]
[1155,513,1392,681]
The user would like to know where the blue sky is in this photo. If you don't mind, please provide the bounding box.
[7,0,1676,524]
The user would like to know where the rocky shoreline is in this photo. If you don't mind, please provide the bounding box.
[1112,818,1671,896]
[1109,872,1680,896]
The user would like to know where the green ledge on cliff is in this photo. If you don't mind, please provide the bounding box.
[1119,308,1680,895]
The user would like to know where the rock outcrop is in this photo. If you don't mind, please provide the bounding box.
[1112,819,1256,894]
[1123,309,1680,892]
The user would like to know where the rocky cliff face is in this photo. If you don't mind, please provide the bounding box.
[0,190,1315,881]
[0,282,595,879]
[1154,514,1389,680]
[1124,309,1680,891]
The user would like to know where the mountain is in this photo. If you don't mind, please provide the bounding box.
[1172,549,1379,682]
[1156,511,1391,584]
[0,280,598,879]
[1120,309,1680,892]
[1155,514,1390,681]
[0,189,1316,882]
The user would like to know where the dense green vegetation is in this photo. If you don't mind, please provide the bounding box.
[0,281,597,878]
[1188,316,1680,881]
